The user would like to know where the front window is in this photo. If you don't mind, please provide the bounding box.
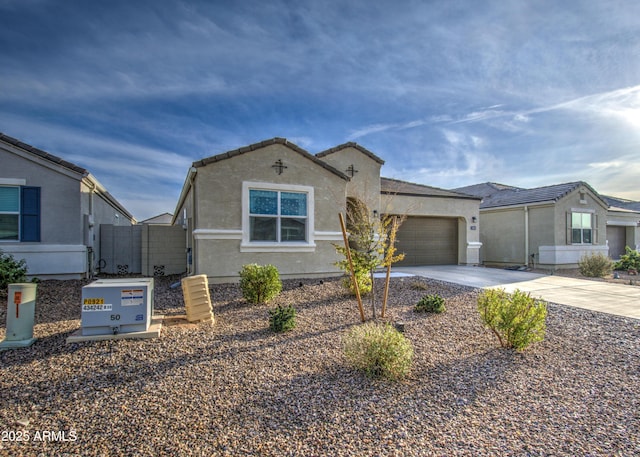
[249,189,308,242]
[0,186,20,241]
[572,212,592,244]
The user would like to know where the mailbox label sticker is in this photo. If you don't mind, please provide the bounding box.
[82,303,113,312]
[135,314,144,321]
[121,289,144,307]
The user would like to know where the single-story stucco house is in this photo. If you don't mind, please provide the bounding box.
[1,132,135,279]
[172,138,482,282]
[454,181,640,269]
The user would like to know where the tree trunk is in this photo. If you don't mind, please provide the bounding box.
[370,270,376,319]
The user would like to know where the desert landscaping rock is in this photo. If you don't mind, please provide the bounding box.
[1,275,639,456]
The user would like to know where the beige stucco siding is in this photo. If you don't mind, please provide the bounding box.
[480,208,526,264]
[189,143,348,281]
[526,205,554,264]
[480,185,611,268]
[195,144,346,231]
[2,146,82,244]
[316,146,382,212]
[383,194,481,265]
[552,186,607,245]
[607,209,640,258]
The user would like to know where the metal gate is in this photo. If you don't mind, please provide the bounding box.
[99,225,143,274]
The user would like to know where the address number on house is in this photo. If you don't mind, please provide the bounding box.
[82,303,113,312]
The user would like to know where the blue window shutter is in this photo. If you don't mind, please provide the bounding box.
[21,186,40,242]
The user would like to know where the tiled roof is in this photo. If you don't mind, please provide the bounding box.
[1,132,134,221]
[603,195,640,212]
[1,132,88,175]
[381,177,481,200]
[472,181,603,209]
[193,137,350,181]
[316,142,385,165]
[140,212,173,224]
[453,182,522,199]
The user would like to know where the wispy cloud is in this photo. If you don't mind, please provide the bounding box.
[2,0,640,219]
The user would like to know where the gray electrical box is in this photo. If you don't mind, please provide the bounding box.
[81,278,154,336]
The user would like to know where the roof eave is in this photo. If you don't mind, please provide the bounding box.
[193,137,350,181]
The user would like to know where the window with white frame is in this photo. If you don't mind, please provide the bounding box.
[0,186,20,241]
[242,182,314,251]
[249,189,308,242]
[571,212,592,244]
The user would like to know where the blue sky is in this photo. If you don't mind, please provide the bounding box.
[1,0,639,221]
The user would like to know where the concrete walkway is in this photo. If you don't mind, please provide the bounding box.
[395,265,640,320]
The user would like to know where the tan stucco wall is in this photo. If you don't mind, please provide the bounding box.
[316,147,382,212]
[527,205,554,265]
[383,194,481,264]
[479,208,526,265]
[480,186,611,268]
[607,209,640,253]
[188,143,348,281]
[141,225,187,276]
[1,146,82,244]
[552,186,608,245]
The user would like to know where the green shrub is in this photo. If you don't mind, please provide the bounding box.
[239,264,282,304]
[269,305,297,332]
[343,322,413,381]
[0,249,28,291]
[614,246,640,272]
[414,294,446,313]
[477,288,547,350]
[342,269,372,296]
[578,252,613,278]
[410,281,429,291]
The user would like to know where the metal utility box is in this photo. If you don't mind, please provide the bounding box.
[0,283,38,350]
[81,278,154,336]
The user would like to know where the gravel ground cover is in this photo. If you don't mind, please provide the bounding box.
[1,274,639,456]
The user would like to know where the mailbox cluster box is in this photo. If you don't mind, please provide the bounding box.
[81,278,154,336]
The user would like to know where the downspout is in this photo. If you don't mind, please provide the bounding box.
[524,205,529,266]
[188,167,197,275]
[84,177,96,277]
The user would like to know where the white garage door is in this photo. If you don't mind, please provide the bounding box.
[395,217,458,266]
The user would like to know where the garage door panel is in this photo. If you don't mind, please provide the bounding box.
[606,226,626,260]
[396,217,458,266]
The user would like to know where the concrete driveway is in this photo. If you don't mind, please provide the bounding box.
[395,265,640,320]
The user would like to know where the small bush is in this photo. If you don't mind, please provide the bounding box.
[343,322,413,381]
[414,294,446,313]
[477,288,547,350]
[342,270,372,296]
[578,252,613,278]
[269,305,297,332]
[0,249,28,291]
[239,264,282,304]
[410,281,429,291]
[614,246,640,272]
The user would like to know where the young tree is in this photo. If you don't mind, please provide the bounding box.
[335,198,404,319]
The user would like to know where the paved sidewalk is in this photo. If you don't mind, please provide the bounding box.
[395,265,640,320]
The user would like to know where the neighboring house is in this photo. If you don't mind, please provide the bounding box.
[140,212,173,225]
[602,196,640,259]
[173,138,482,282]
[1,133,135,279]
[455,181,640,269]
